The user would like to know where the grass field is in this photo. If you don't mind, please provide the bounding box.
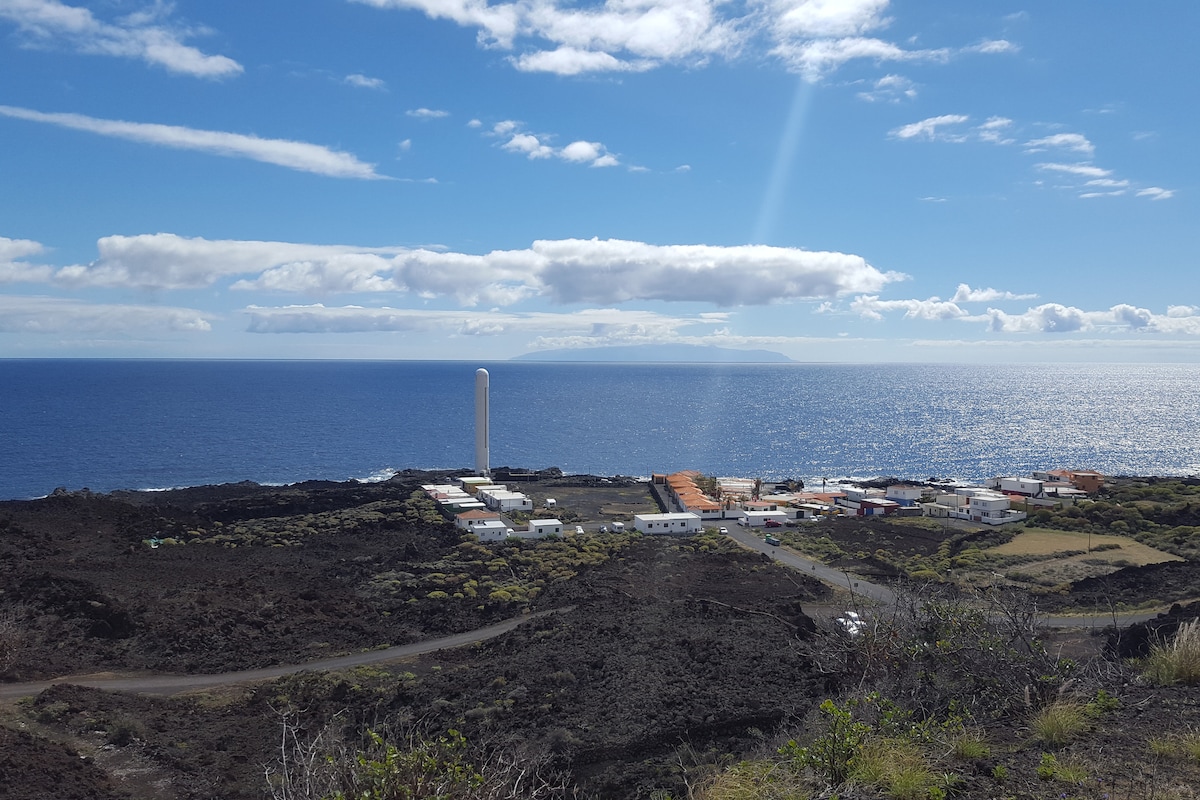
[979,527,1182,586]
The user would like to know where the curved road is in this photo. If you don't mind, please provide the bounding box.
[724,527,1163,629]
[0,608,567,701]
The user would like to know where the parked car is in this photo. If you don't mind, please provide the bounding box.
[764,519,782,528]
[575,525,585,535]
[718,526,729,534]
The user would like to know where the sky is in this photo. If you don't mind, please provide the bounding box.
[0,0,1196,363]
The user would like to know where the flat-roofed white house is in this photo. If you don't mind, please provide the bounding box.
[518,518,564,539]
[633,512,703,535]
[987,477,1045,497]
[885,485,925,506]
[925,487,1027,525]
[477,487,534,512]
[738,509,789,527]
[455,509,501,530]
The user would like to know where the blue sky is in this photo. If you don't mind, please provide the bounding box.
[0,0,1195,362]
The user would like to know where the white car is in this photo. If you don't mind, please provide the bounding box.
[575,525,585,535]
[718,526,729,534]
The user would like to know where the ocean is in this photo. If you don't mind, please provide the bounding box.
[2,359,1199,501]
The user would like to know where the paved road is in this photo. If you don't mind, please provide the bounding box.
[724,526,897,607]
[723,527,1163,628]
[0,608,567,701]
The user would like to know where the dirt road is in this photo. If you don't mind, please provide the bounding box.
[0,608,567,700]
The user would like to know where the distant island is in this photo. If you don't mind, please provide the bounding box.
[513,343,793,363]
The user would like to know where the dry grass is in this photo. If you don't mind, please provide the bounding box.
[1144,620,1200,686]
[992,528,1181,565]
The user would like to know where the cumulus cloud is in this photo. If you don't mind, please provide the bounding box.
[1025,132,1095,156]
[345,73,386,89]
[351,0,1010,78]
[39,233,900,308]
[0,105,385,179]
[0,294,212,333]
[849,289,1191,339]
[513,47,650,75]
[986,303,1174,334]
[0,235,54,283]
[52,234,403,291]
[490,121,619,167]
[407,107,449,119]
[0,0,241,77]
[851,295,967,321]
[951,283,1037,302]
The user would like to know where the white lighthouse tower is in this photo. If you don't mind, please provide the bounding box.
[474,368,490,477]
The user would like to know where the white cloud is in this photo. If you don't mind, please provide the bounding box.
[851,295,967,321]
[37,233,900,308]
[52,234,403,291]
[528,239,901,305]
[987,303,1090,333]
[407,107,449,119]
[987,303,1174,334]
[0,105,385,179]
[849,291,1192,339]
[975,116,1014,144]
[1035,162,1112,179]
[346,73,387,89]
[0,294,212,333]
[0,235,53,283]
[352,0,1010,78]
[856,73,916,103]
[889,114,969,141]
[966,39,1017,54]
[513,47,650,75]
[951,283,1037,302]
[0,0,241,77]
[490,121,620,167]
[1137,187,1175,201]
[243,304,708,342]
[503,132,556,159]
[1025,132,1095,156]
[774,36,948,81]
[0,235,45,261]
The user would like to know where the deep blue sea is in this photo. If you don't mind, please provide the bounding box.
[2,360,1199,501]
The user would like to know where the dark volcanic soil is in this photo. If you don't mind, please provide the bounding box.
[3,478,1200,799]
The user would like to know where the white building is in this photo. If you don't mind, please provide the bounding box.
[987,477,1045,497]
[477,486,534,513]
[633,512,703,535]
[885,485,925,506]
[738,510,789,527]
[517,518,564,539]
[926,487,1027,525]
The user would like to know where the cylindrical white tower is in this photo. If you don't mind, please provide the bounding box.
[474,368,490,477]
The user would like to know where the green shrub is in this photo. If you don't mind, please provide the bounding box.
[780,698,869,786]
